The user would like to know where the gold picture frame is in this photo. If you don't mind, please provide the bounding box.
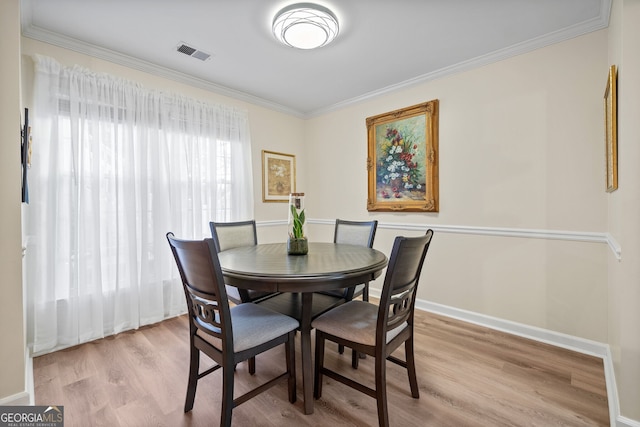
[604,65,618,192]
[262,150,296,202]
[367,100,439,212]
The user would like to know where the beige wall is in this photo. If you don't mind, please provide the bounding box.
[10,6,640,424]
[305,30,609,343]
[0,0,26,402]
[608,0,640,421]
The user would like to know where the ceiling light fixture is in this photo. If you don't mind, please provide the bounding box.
[272,3,339,50]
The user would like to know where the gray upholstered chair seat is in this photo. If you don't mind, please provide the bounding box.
[197,303,299,353]
[312,300,406,346]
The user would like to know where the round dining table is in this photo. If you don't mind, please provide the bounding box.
[217,242,388,415]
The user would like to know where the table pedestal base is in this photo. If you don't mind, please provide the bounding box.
[257,291,346,414]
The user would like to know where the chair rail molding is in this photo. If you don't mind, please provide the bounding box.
[259,219,622,260]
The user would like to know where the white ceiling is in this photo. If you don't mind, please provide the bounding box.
[21,0,610,118]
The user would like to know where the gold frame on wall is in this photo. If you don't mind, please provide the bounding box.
[262,150,296,202]
[366,100,439,212]
[604,65,618,192]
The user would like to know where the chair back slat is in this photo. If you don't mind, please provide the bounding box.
[377,230,434,340]
[210,220,257,253]
[387,288,415,330]
[334,219,378,248]
[189,293,224,338]
[167,233,231,344]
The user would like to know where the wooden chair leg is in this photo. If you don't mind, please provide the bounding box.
[286,332,297,403]
[352,346,359,369]
[314,331,326,399]
[405,337,419,398]
[248,356,256,375]
[356,282,370,361]
[221,365,234,427]
[351,347,367,364]
[184,344,200,412]
[375,354,389,427]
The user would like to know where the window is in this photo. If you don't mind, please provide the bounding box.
[26,55,254,354]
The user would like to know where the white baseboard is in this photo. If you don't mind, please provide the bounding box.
[368,289,627,426]
[417,299,620,427]
[415,299,610,358]
[618,416,640,427]
[0,391,30,406]
[0,354,34,406]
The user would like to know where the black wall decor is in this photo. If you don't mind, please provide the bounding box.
[21,108,29,203]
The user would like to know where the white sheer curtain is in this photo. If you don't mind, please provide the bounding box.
[25,55,254,354]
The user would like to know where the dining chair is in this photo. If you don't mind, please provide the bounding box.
[312,230,434,427]
[319,219,378,301]
[316,219,378,356]
[209,220,278,305]
[166,233,298,427]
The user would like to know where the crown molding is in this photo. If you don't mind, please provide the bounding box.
[310,0,612,117]
[20,0,611,119]
[20,12,304,119]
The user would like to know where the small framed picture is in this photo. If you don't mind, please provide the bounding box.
[262,150,296,202]
[604,65,618,192]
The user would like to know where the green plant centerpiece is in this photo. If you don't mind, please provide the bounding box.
[287,193,308,255]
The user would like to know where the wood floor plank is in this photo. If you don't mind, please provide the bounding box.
[33,308,610,426]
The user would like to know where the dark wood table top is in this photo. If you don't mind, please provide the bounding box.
[217,242,387,292]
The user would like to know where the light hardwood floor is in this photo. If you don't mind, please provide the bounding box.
[33,306,609,426]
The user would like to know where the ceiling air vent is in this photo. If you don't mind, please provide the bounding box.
[176,42,211,61]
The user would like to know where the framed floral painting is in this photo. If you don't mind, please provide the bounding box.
[262,150,296,202]
[367,100,439,212]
